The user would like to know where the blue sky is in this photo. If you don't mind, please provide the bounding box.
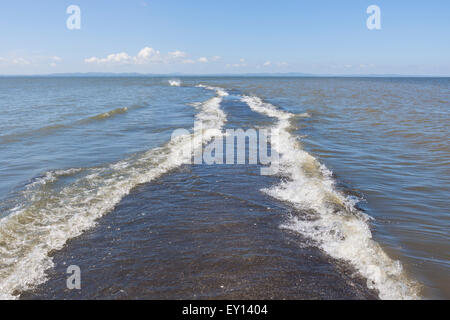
[0,0,449,75]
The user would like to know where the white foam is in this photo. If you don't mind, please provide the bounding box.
[241,95,420,300]
[168,79,181,87]
[0,86,228,300]
[25,168,84,190]
[196,84,229,97]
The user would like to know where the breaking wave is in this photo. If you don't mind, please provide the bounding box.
[0,86,228,299]
[168,79,181,87]
[241,95,420,300]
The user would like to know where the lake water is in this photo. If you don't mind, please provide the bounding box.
[0,76,448,299]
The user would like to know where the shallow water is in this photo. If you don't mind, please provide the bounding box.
[0,77,448,299]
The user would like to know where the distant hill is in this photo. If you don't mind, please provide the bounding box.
[0,72,447,78]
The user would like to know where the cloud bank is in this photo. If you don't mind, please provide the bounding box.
[84,47,221,66]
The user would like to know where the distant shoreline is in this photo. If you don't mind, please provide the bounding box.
[1,72,449,78]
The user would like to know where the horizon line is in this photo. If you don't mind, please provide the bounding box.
[0,72,449,78]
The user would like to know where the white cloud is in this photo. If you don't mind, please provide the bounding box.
[0,52,62,69]
[182,59,195,64]
[211,56,221,61]
[168,50,187,59]
[227,58,247,68]
[12,57,31,65]
[0,55,62,69]
[135,47,162,64]
[198,57,208,63]
[85,47,197,65]
[49,56,62,67]
[85,52,132,64]
[84,57,99,64]
[262,61,287,67]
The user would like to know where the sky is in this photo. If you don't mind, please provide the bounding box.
[0,0,449,75]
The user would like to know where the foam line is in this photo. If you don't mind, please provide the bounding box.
[241,95,420,300]
[0,86,227,299]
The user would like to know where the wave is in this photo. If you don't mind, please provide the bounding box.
[241,95,420,300]
[0,124,70,145]
[82,106,129,122]
[168,79,181,87]
[0,86,228,299]
[0,104,147,145]
[79,103,148,124]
